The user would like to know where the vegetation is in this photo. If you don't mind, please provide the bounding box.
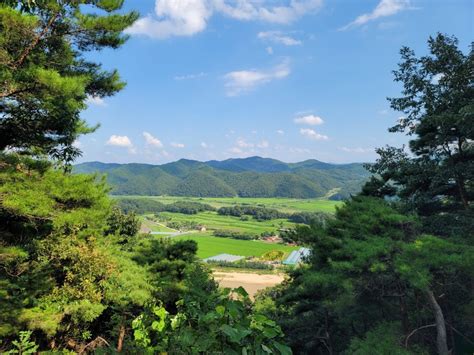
[114,195,343,213]
[214,229,259,240]
[173,234,298,259]
[0,0,138,163]
[157,211,296,235]
[0,2,294,353]
[118,198,215,215]
[256,34,474,354]
[218,205,289,220]
[74,158,370,199]
[0,1,471,353]
[206,260,275,271]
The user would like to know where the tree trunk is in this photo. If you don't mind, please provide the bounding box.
[117,324,126,352]
[455,174,470,210]
[426,290,449,355]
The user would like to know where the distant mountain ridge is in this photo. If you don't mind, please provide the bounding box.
[74,156,371,199]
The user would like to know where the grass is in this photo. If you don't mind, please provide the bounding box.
[139,215,176,232]
[113,196,342,213]
[172,233,299,259]
[159,211,295,234]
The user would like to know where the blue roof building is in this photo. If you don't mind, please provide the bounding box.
[283,247,311,265]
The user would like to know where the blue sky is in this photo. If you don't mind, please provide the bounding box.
[77,0,473,164]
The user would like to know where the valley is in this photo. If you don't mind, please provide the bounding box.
[119,195,338,273]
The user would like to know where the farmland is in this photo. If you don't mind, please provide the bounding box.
[173,233,299,259]
[155,211,296,234]
[125,196,338,265]
[114,195,342,213]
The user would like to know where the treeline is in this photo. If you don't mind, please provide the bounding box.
[206,259,274,270]
[217,205,288,220]
[118,198,215,215]
[119,198,330,227]
[213,229,258,240]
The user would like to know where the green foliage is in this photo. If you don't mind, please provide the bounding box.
[105,207,140,239]
[117,197,215,215]
[364,33,474,237]
[132,288,291,354]
[214,229,258,240]
[261,250,284,261]
[0,0,138,162]
[74,157,370,198]
[347,323,415,355]
[206,259,275,270]
[218,205,289,220]
[265,197,473,354]
[5,331,38,354]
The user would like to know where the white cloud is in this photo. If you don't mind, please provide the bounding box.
[294,114,324,125]
[266,46,273,54]
[174,72,207,80]
[171,142,185,148]
[276,129,285,135]
[126,0,322,39]
[72,140,81,148]
[289,147,310,153]
[125,0,212,39]
[236,138,254,148]
[229,147,243,154]
[300,128,328,141]
[106,135,133,148]
[257,140,269,148]
[224,60,290,96]
[86,95,106,107]
[143,132,163,147]
[215,0,322,24]
[340,0,410,30]
[258,31,302,46]
[200,142,208,148]
[339,146,373,153]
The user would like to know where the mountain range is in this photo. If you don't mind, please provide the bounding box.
[73,156,371,199]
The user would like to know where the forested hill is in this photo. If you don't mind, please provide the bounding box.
[74,156,370,199]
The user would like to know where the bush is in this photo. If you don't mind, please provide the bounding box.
[261,250,284,261]
[117,199,215,215]
[213,230,257,240]
[206,260,274,270]
[217,206,289,220]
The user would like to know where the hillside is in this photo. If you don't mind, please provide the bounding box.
[74,157,370,199]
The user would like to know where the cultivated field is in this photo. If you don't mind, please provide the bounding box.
[129,196,338,264]
[157,211,296,234]
[172,233,299,259]
[114,195,342,213]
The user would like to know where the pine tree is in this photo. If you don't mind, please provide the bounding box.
[0,0,138,163]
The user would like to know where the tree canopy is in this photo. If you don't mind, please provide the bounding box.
[0,0,138,162]
[365,33,473,237]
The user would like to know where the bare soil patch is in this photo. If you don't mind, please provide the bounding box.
[213,271,284,299]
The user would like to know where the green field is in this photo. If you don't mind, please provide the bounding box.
[130,196,333,262]
[114,195,342,213]
[139,215,176,232]
[158,211,295,234]
[172,233,299,259]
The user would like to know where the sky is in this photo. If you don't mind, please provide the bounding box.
[77,0,473,164]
